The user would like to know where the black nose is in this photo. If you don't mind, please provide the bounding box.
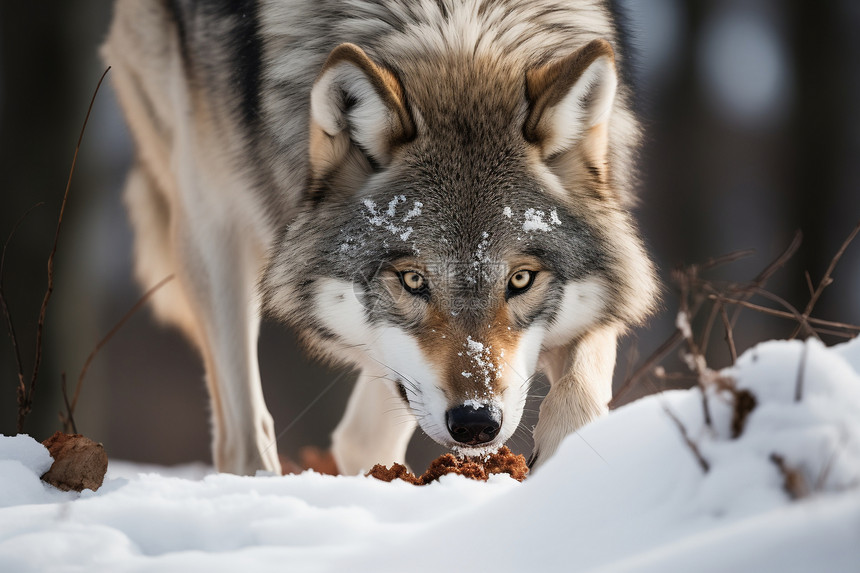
[446,404,501,445]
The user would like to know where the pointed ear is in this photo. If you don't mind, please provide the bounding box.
[309,43,414,182]
[524,39,617,165]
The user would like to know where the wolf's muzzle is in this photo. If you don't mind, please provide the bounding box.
[445,404,501,445]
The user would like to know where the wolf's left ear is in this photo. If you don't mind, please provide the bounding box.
[309,43,414,180]
[524,39,617,166]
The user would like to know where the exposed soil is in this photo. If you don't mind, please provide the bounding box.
[367,446,529,485]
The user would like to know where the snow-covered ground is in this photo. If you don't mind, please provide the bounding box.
[2,337,859,572]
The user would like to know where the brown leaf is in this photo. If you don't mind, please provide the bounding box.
[40,431,108,492]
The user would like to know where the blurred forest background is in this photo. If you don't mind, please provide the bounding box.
[1,0,859,470]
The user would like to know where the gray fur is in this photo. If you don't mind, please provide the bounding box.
[105,0,657,475]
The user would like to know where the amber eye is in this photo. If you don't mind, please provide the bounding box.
[399,270,427,296]
[508,270,535,294]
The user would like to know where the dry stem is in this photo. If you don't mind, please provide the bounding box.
[60,372,76,434]
[790,220,860,339]
[19,67,111,433]
[718,304,738,363]
[663,403,710,473]
[708,295,860,334]
[614,229,859,411]
[61,274,174,432]
[2,203,44,427]
[728,231,802,330]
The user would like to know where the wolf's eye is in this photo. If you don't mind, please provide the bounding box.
[508,270,535,295]
[399,270,428,296]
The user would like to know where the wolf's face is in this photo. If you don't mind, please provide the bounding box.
[263,40,656,455]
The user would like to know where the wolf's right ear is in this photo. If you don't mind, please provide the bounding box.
[524,39,617,174]
[309,43,414,183]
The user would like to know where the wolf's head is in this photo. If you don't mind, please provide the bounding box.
[263,39,656,455]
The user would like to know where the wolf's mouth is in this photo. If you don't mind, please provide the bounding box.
[450,442,505,459]
[392,374,513,455]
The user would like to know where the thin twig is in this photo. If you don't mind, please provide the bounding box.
[708,295,860,333]
[611,230,855,415]
[610,330,684,408]
[794,343,808,403]
[652,371,700,382]
[790,220,860,339]
[810,327,857,339]
[22,67,111,433]
[675,268,713,428]
[804,271,815,299]
[728,232,803,329]
[62,273,174,429]
[719,304,738,363]
[2,203,45,430]
[698,302,721,356]
[60,372,76,434]
[751,287,817,340]
[663,403,710,473]
[698,248,756,271]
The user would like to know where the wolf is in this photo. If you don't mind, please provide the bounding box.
[103,0,657,476]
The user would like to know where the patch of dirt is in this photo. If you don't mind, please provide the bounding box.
[280,446,340,476]
[367,446,529,485]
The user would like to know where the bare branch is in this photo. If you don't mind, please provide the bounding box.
[719,304,738,363]
[610,330,684,408]
[698,248,756,271]
[675,267,713,427]
[2,203,45,432]
[804,270,815,299]
[791,220,860,339]
[611,228,857,419]
[708,295,860,333]
[62,273,174,430]
[751,287,817,340]
[663,403,709,473]
[652,370,700,382]
[728,232,803,329]
[810,327,857,339]
[60,372,77,434]
[698,302,721,357]
[23,67,111,433]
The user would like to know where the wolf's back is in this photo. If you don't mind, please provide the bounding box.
[106,0,639,221]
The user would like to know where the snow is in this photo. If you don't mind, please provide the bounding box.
[2,337,859,572]
[361,196,423,243]
[521,207,562,232]
[675,309,693,338]
[0,436,75,509]
[403,201,423,221]
[463,335,503,388]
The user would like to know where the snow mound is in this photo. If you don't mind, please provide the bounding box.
[0,435,76,508]
[1,337,859,572]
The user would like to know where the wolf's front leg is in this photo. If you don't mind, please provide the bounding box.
[331,372,417,475]
[531,325,619,470]
[172,219,281,476]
